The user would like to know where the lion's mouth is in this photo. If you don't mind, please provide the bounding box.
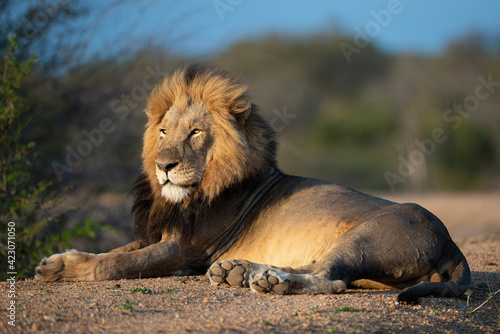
[160,179,195,203]
[157,172,193,188]
[156,169,200,203]
[163,179,197,189]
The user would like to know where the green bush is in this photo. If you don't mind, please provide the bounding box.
[436,121,496,189]
[0,35,105,280]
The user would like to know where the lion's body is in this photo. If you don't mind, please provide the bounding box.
[220,175,388,268]
[221,176,416,267]
[36,65,470,303]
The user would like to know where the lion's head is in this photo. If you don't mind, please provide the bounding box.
[142,64,277,204]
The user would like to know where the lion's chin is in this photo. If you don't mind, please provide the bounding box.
[160,183,193,203]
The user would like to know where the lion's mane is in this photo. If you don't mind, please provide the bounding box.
[132,65,277,245]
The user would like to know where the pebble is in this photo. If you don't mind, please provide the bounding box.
[43,315,57,322]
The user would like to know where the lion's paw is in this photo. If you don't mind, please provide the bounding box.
[35,250,96,282]
[250,270,290,295]
[207,260,250,287]
[35,254,65,282]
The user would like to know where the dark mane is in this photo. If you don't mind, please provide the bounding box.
[130,174,156,243]
[131,173,202,244]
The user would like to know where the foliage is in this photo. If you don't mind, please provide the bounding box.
[164,285,180,294]
[437,122,496,189]
[118,300,135,313]
[0,0,88,71]
[335,306,358,313]
[128,287,152,294]
[0,36,104,280]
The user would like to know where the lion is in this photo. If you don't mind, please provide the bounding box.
[35,64,470,303]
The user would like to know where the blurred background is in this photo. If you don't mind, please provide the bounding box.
[1,0,499,277]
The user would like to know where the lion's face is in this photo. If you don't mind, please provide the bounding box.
[142,65,276,204]
[154,100,215,203]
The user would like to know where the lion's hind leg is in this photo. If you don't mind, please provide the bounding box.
[250,269,346,295]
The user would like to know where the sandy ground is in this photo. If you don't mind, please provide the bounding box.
[1,192,499,333]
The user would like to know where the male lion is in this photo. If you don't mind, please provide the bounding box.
[36,64,470,303]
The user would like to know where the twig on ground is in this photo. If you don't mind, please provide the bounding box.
[485,273,499,312]
[470,288,500,314]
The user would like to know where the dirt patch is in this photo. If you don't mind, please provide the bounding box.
[1,193,499,333]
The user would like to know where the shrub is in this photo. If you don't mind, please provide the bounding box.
[0,35,104,279]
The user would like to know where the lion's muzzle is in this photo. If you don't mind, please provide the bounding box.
[156,161,178,174]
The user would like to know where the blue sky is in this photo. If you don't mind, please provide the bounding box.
[84,0,500,58]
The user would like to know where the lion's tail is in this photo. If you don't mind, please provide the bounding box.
[397,242,471,304]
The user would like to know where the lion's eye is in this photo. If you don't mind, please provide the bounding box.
[191,129,202,136]
[159,129,167,135]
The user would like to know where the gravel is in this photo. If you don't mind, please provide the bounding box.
[1,193,499,333]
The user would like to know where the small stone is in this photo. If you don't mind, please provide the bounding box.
[43,315,57,322]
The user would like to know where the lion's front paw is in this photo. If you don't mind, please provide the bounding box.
[207,260,250,287]
[250,270,290,295]
[35,250,96,282]
[35,254,65,282]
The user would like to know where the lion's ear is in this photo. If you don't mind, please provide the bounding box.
[144,107,165,127]
[232,96,252,127]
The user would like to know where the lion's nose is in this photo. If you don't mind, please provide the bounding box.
[156,161,178,173]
